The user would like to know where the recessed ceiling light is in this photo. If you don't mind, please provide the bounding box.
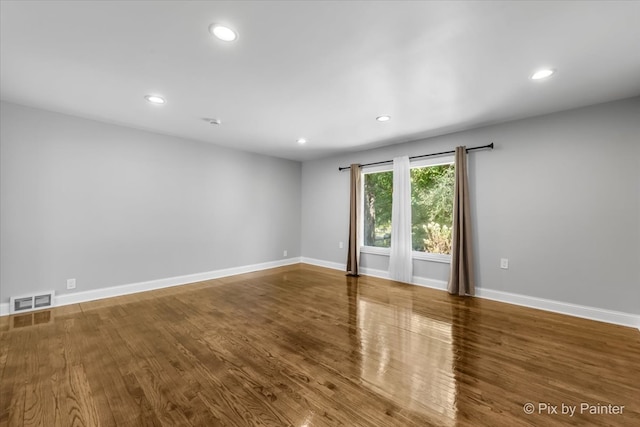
[209,24,238,42]
[376,115,391,122]
[297,138,307,145]
[144,95,165,104]
[530,69,555,80]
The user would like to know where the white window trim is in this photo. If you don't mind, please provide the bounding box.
[360,155,454,262]
[410,155,454,169]
[360,245,390,256]
[359,164,392,249]
[360,246,451,264]
[361,163,393,174]
[411,251,452,264]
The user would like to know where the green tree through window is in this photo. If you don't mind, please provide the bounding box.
[363,171,392,247]
[362,162,454,255]
[411,164,454,254]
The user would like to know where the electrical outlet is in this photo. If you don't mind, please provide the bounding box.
[339,241,344,249]
[283,250,287,257]
[500,258,509,269]
[66,278,76,290]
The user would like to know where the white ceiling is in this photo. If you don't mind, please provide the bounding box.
[2,1,639,161]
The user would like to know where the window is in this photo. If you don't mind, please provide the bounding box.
[410,161,454,255]
[362,169,392,248]
[361,157,454,260]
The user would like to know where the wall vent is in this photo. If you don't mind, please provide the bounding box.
[9,291,55,314]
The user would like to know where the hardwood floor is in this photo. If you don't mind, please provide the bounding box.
[1,264,638,426]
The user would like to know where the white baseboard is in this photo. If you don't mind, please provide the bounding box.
[360,266,450,291]
[412,276,449,291]
[300,257,345,271]
[300,259,449,290]
[0,257,302,316]
[3,258,638,330]
[300,258,640,330]
[360,266,387,279]
[474,287,640,329]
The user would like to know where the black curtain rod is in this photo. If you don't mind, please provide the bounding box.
[338,142,494,171]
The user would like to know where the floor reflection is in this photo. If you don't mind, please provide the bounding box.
[9,309,54,329]
[356,284,456,426]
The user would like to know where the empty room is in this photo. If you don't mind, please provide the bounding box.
[1,1,639,426]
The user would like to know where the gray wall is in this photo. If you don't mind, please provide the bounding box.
[301,97,640,314]
[3,98,638,315]
[1,101,301,302]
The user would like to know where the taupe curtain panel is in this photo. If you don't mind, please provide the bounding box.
[448,147,476,296]
[346,164,361,276]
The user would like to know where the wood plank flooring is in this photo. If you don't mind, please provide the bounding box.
[1,263,638,426]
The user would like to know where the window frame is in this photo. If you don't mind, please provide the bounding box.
[359,155,454,264]
[360,164,393,252]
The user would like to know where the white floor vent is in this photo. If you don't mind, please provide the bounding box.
[9,291,55,314]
